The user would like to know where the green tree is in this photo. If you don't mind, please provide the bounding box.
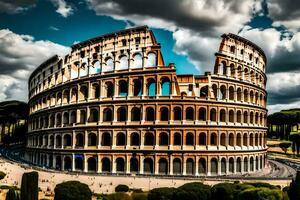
[54,181,92,200]
[211,183,236,200]
[172,182,211,200]
[279,142,291,154]
[115,184,129,192]
[20,171,38,200]
[148,187,176,200]
[238,187,283,200]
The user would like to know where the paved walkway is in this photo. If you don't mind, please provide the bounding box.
[0,157,293,194]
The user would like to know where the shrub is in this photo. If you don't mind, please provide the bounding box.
[246,182,278,190]
[279,142,291,154]
[54,181,92,200]
[238,188,283,200]
[6,188,19,200]
[173,182,211,200]
[0,171,6,180]
[20,171,39,200]
[106,193,131,200]
[289,171,300,200]
[148,187,176,200]
[115,184,129,192]
[211,183,236,200]
[131,192,148,200]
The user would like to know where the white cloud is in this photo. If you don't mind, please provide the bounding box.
[0,29,70,101]
[51,0,73,18]
[0,0,36,14]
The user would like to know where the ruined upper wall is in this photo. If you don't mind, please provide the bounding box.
[28,26,165,98]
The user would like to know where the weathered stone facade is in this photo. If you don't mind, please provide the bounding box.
[25,26,267,176]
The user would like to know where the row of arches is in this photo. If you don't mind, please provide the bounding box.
[29,153,266,175]
[29,105,266,130]
[28,131,267,148]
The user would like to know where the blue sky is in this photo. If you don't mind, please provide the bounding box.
[1,0,300,113]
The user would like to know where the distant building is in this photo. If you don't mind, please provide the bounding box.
[25,26,268,176]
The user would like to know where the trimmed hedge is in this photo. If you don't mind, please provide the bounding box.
[211,183,236,200]
[131,192,148,200]
[148,187,176,200]
[20,171,38,200]
[173,182,211,200]
[238,187,283,200]
[115,184,129,192]
[54,181,92,200]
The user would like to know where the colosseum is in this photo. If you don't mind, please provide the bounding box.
[25,26,268,176]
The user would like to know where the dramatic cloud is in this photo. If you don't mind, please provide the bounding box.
[0,29,69,101]
[51,0,74,17]
[267,0,300,32]
[0,0,36,14]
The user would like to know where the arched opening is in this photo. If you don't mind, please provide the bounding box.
[144,158,153,174]
[103,108,113,122]
[236,157,242,173]
[250,157,254,171]
[76,133,84,147]
[75,155,84,171]
[63,112,69,125]
[133,79,142,96]
[229,110,234,122]
[250,133,254,146]
[229,133,234,146]
[133,53,142,69]
[70,111,76,124]
[199,108,206,121]
[243,111,248,123]
[237,88,242,101]
[146,53,156,67]
[173,132,181,145]
[130,158,139,173]
[102,132,111,146]
[118,55,128,70]
[220,85,226,100]
[64,156,72,171]
[102,158,111,172]
[55,135,62,148]
[173,158,181,175]
[243,133,248,146]
[55,156,62,170]
[160,107,169,121]
[210,108,217,121]
[104,57,114,72]
[229,86,234,100]
[212,84,218,98]
[79,86,88,101]
[161,77,171,96]
[131,107,141,121]
[211,158,218,175]
[116,158,125,173]
[199,132,206,145]
[244,89,248,102]
[237,110,242,123]
[199,158,206,174]
[63,90,70,104]
[220,109,226,122]
[220,133,226,146]
[130,132,140,146]
[89,108,99,122]
[159,132,169,146]
[186,132,194,145]
[63,134,72,147]
[186,107,194,121]
[237,133,242,147]
[146,107,155,121]
[56,113,61,127]
[147,79,156,96]
[200,86,208,98]
[174,107,182,121]
[79,110,86,124]
[221,158,226,174]
[87,157,97,172]
[244,157,248,172]
[91,83,100,99]
[116,132,126,146]
[118,80,128,97]
[210,133,217,146]
[158,158,168,174]
[229,158,234,173]
[71,88,78,102]
[88,132,97,146]
[144,132,154,146]
[186,158,194,175]
[117,107,127,122]
[105,82,114,98]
